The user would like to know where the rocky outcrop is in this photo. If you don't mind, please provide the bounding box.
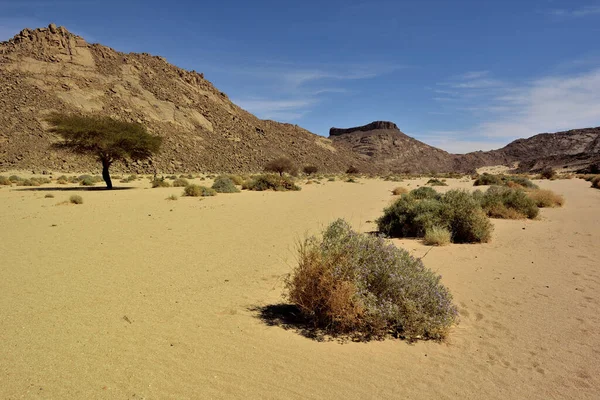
[330,121,399,136]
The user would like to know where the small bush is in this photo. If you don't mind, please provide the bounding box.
[504,176,538,189]
[227,174,244,185]
[80,177,96,186]
[172,178,189,187]
[303,165,318,175]
[426,178,447,186]
[265,157,296,176]
[151,179,171,188]
[9,175,23,182]
[166,194,178,201]
[346,177,358,183]
[183,184,216,197]
[480,186,538,219]
[424,226,451,246]
[285,219,458,341]
[243,174,300,191]
[527,189,564,208]
[212,175,240,193]
[69,195,83,204]
[0,176,11,185]
[473,173,503,186]
[18,179,41,187]
[392,186,409,196]
[45,194,55,198]
[409,186,440,200]
[328,177,335,182]
[377,189,492,243]
[540,168,557,180]
[591,176,600,189]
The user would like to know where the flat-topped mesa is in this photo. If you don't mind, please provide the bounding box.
[329,121,399,136]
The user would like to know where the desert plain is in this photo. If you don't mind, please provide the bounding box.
[1,174,599,399]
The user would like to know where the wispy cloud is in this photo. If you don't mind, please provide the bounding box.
[424,67,600,152]
[547,5,600,18]
[229,62,401,121]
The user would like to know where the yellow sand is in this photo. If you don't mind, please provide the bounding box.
[1,176,599,399]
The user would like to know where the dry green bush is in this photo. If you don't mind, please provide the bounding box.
[212,175,240,193]
[227,174,244,185]
[392,186,409,196]
[183,184,216,197]
[527,189,565,208]
[172,178,189,187]
[243,174,300,191]
[69,195,83,204]
[377,189,492,243]
[285,219,458,341]
[424,226,451,246]
[151,179,171,188]
[426,178,447,186]
[480,186,538,219]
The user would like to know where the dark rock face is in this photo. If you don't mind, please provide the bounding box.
[330,121,399,136]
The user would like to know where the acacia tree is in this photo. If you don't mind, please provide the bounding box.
[265,157,296,177]
[47,113,162,189]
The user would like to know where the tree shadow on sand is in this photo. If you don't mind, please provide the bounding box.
[250,304,335,342]
[13,186,136,192]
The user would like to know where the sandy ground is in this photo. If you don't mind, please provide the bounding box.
[1,175,599,399]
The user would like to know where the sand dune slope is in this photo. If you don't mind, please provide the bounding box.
[0,178,598,399]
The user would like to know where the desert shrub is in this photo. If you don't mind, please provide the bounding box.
[212,175,240,193]
[346,177,358,183]
[527,189,564,208]
[45,194,55,198]
[0,176,11,185]
[391,186,408,196]
[328,177,335,182]
[243,174,300,191]
[540,168,557,180]
[18,179,41,187]
[409,186,440,200]
[69,195,83,204]
[8,175,23,182]
[303,165,318,175]
[423,226,451,246]
[80,177,96,186]
[377,189,492,243]
[165,175,177,180]
[183,184,216,197]
[504,176,538,189]
[285,219,458,341]
[591,176,600,189]
[346,166,359,174]
[227,174,244,185]
[480,186,538,219]
[473,173,503,186]
[426,178,447,186]
[265,157,296,176]
[166,194,178,201]
[151,179,171,188]
[172,178,189,187]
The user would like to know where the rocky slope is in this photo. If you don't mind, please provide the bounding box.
[0,24,374,174]
[329,122,600,173]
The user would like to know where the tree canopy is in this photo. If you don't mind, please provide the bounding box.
[264,157,296,176]
[47,113,162,189]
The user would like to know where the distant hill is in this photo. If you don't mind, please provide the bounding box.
[1,24,598,175]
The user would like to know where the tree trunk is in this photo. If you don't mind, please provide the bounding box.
[102,158,113,189]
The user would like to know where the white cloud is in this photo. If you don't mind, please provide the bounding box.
[233,98,317,121]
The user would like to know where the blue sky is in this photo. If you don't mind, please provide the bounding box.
[1,0,600,153]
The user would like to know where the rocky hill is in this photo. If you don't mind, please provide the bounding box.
[0,24,374,174]
[329,122,600,173]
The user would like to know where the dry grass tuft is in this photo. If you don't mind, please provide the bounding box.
[424,226,451,246]
[527,189,565,208]
[392,186,409,195]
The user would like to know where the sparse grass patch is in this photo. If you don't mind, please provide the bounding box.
[527,189,564,208]
[285,219,458,341]
[212,175,240,193]
[166,194,178,201]
[423,226,451,246]
[172,178,189,187]
[392,186,409,196]
[183,184,216,197]
[69,195,83,204]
